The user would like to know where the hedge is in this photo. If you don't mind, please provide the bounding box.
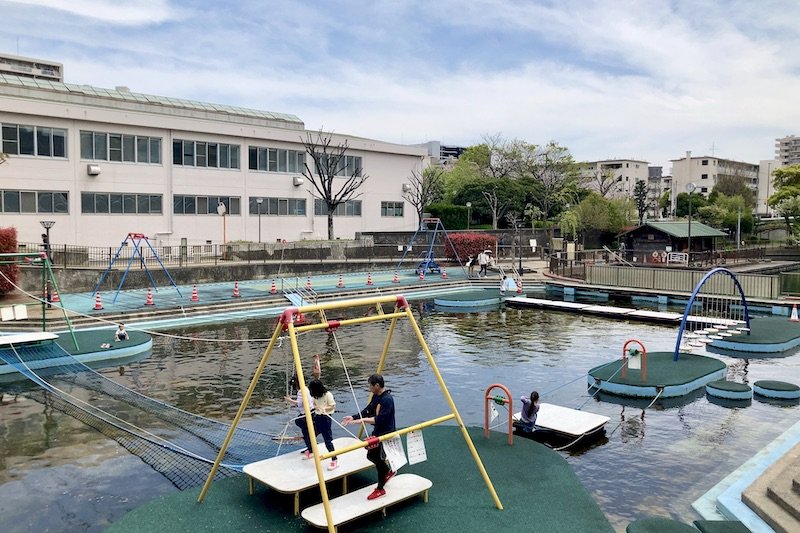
[0,227,19,295]
[427,204,468,230]
[445,233,498,261]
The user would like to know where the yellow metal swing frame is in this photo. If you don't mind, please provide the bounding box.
[198,294,502,532]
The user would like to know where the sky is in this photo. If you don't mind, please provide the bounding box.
[1,0,799,171]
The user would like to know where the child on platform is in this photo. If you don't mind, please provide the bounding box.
[518,391,540,433]
[300,379,338,470]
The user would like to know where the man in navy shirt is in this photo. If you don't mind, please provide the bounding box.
[342,374,396,500]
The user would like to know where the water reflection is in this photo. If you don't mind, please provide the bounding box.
[0,304,798,532]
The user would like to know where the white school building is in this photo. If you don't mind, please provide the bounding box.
[0,66,425,247]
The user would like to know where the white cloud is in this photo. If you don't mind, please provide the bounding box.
[11,0,178,25]
[2,0,799,171]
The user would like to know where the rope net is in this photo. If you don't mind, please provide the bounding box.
[0,341,298,489]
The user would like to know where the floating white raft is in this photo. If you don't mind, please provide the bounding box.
[513,403,610,438]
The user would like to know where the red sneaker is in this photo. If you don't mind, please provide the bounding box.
[383,470,396,484]
[367,488,386,501]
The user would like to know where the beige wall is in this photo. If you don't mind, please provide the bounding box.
[0,85,425,246]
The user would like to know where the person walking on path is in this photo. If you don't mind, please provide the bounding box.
[300,379,339,470]
[477,250,489,277]
[342,374,396,500]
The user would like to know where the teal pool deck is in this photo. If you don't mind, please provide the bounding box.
[588,351,727,398]
[108,426,615,533]
[433,288,526,307]
[58,269,471,316]
[709,315,800,353]
[0,329,152,377]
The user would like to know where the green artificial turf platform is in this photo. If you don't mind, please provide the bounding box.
[108,426,613,533]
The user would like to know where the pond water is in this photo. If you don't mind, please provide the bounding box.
[1,302,799,532]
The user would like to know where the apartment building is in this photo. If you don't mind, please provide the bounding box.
[0,67,425,247]
[775,135,800,167]
[577,158,650,197]
[669,152,758,200]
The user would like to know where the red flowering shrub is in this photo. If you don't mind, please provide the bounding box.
[0,227,19,295]
[445,233,497,261]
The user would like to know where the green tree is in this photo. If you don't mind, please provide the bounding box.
[768,164,800,233]
[633,180,649,225]
[711,175,756,209]
[675,192,708,218]
[569,193,627,246]
[658,191,671,217]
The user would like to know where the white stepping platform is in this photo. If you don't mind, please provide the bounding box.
[243,437,373,515]
[582,305,635,315]
[301,473,432,531]
[512,402,610,438]
[626,310,684,321]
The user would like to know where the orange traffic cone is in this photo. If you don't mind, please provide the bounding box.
[145,287,155,306]
[419,270,425,281]
[306,276,312,290]
[337,274,345,288]
[791,303,799,322]
[51,288,61,304]
[392,271,399,283]
[191,285,199,302]
[232,281,240,298]
[366,272,373,286]
[270,279,277,294]
[441,268,448,279]
[93,292,104,310]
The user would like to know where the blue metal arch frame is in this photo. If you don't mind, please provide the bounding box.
[673,267,751,361]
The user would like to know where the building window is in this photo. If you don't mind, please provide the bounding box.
[1,190,68,213]
[314,199,362,216]
[700,187,708,193]
[249,197,306,216]
[80,131,161,163]
[248,146,306,173]
[701,174,708,179]
[702,160,709,166]
[173,195,241,215]
[381,201,404,217]
[80,192,162,214]
[313,154,363,177]
[2,123,67,158]
[172,140,240,169]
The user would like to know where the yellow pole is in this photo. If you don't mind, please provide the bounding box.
[294,311,407,333]
[291,294,405,314]
[287,322,336,533]
[403,306,504,510]
[198,320,283,502]
[358,313,399,440]
[320,414,455,460]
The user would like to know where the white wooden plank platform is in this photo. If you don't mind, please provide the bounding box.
[242,437,373,515]
[582,305,635,315]
[301,473,432,531]
[507,297,745,327]
[513,403,610,438]
[0,332,58,346]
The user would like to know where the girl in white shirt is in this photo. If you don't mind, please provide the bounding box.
[300,379,338,470]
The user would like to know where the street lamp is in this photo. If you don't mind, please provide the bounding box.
[686,182,696,262]
[256,198,264,243]
[466,202,472,230]
[216,201,227,259]
[40,220,55,262]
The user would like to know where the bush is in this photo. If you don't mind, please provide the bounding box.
[0,227,19,295]
[445,233,497,261]
[427,203,468,230]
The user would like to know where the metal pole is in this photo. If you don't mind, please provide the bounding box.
[688,191,692,262]
[737,206,741,250]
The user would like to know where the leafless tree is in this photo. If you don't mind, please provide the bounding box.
[585,168,620,197]
[301,130,369,240]
[403,166,445,226]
